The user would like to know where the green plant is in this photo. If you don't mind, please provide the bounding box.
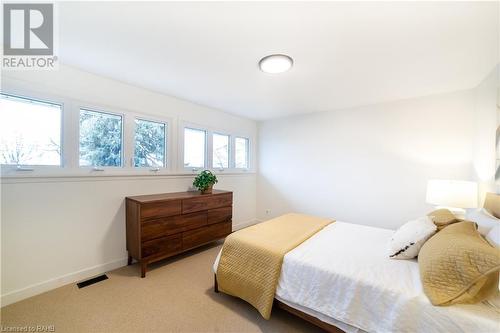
[193,170,218,192]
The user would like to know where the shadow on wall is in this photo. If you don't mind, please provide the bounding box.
[257,174,293,221]
[102,199,127,265]
[496,106,500,191]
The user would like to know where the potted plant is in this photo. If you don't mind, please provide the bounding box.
[193,170,218,194]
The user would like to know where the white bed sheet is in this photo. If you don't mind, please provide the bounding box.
[214,221,500,333]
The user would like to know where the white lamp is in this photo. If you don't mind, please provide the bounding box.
[426,180,478,218]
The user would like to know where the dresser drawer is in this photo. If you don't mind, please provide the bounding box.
[142,234,182,258]
[182,193,232,214]
[182,221,232,250]
[141,212,207,242]
[141,200,182,220]
[207,193,232,210]
[207,206,232,225]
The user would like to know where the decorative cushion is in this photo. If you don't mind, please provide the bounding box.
[484,292,500,310]
[419,221,500,305]
[466,208,500,236]
[483,225,500,309]
[388,217,437,259]
[427,209,460,230]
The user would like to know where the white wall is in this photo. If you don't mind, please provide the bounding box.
[257,90,481,229]
[473,66,499,199]
[0,65,258,306]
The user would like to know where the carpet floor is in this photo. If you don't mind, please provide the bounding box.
[1,242,321,333]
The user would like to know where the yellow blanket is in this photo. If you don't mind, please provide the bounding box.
[216,213,333,319]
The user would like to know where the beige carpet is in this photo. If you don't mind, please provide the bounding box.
[1,242,321,332]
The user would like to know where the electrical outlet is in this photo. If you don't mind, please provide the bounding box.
[265,209,271,215]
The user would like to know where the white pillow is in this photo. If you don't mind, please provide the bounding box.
[388,216,437,259]
[466,208,499,236]
[486,224,500,247]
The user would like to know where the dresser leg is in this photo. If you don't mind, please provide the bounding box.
[141,262,147,278]
[127,255,132,265]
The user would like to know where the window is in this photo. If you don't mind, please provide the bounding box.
[213,133,229,169]
[184,127,206,169]
[0,94,62,166]
[235,137,249,169]
[79,109,122,167]
[0,91,254,176]
[134,119,166,168]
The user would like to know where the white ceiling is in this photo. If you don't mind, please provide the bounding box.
[59,2,499,120]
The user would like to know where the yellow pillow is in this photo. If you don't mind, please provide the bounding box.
[419,221,500,305]
[427,209,460,230]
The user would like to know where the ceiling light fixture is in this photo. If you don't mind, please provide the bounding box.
[259,54,293,74]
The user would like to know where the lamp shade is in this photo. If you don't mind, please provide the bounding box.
[426,180,478,208]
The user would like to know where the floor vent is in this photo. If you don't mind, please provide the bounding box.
[77,274,108,289]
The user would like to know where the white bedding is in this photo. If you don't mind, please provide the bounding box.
[214,221,500,333]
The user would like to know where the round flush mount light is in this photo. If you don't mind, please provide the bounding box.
[259,54,293,74]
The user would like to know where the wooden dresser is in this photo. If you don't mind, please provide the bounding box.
[126,190,232,277]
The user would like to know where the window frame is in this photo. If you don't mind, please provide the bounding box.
[78,107,125,169]
[180,123,208,172]
[133,117,168,170]
[212,131,231,171]
[0,92,65,169]
[234,136,250,170]
[179,120,254,174]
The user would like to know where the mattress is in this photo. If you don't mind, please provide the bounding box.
[214,221,500,333]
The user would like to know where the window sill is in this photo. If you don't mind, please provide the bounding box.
[0,168,256,183]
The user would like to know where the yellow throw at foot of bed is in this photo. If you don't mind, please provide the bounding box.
[216,213,334,319]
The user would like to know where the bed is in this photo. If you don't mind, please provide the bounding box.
[213,193,500,333]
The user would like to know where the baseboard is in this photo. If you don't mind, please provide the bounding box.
[1,219,260,307]
[1,257,127,307]
[232,218,260,231]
